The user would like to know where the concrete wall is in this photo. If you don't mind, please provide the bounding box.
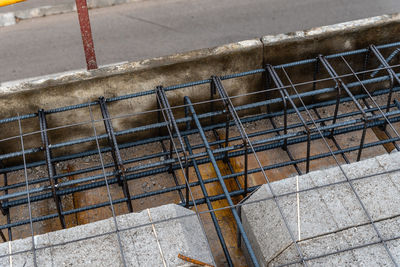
[0,13,400,164]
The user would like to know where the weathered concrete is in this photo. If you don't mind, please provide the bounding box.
[241,152,400,266]
[0,12,15,27]
[0,204,214,266]
[263,13,400,63]
[0,38,263,165]
[262,13,400,105]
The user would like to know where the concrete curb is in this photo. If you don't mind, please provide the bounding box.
[0,0,145,27]
[2,13,399,92]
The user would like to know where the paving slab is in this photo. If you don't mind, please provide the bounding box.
[0,204,214,266]
[241,153,400,266]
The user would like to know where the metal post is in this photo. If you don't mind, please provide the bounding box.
[75,0,98,70]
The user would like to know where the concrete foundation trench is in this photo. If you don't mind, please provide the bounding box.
[1,14,400,266]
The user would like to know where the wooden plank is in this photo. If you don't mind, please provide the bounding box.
[371,126,396,153]
[64,161,127,226]
[176,130,247,266]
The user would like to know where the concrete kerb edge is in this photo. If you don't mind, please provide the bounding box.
[1,13,399,94]
[260,12,400,104]
[261,13,400,46]
[0,36,262,161]
[0,0,147,27]
[0,38,263,96]
[0,13,399,107]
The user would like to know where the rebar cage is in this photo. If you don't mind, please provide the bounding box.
[1,42,400,266]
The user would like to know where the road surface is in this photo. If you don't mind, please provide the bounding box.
[1,0,400,82]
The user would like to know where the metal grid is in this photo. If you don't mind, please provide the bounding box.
[0,42,400,266]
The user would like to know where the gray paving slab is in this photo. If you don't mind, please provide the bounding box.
[242,153,400,266]
[0,204,214,266]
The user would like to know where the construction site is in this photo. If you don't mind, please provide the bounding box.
[1,1,400,266]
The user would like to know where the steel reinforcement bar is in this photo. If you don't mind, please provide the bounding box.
[1,42,400,266]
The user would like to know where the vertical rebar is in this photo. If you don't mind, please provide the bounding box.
[98,97,133,212]
[156,86,190,207]
[211,76,249,195]
[184,96,260,267]
[1,166,12,241]
[38,109,66,228]
[266,65,312,173]
[369,45,400,129]
[184,104,234,266]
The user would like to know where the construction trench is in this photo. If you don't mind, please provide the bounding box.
[1,13,400,266]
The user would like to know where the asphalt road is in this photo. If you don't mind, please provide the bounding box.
[1,0,400,82]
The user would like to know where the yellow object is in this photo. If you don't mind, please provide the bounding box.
[178,254,214,267]
[0,0,26,7]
